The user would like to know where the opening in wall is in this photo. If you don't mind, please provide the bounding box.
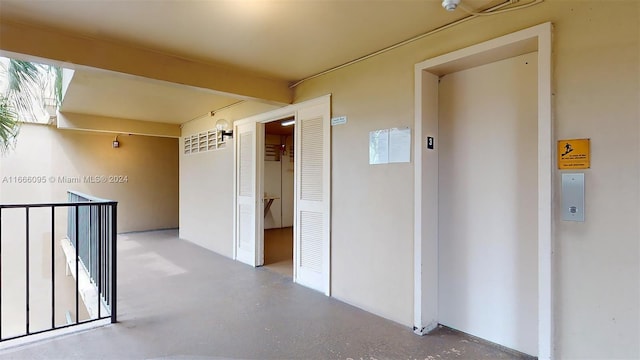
[263,117,295,278]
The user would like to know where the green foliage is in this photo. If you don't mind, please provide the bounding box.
[7,60,40,92]
[0,96,19,153]
[7,59,43,120]
[0,58,62,152]
[6,59,62,121]
[54,65,63,107]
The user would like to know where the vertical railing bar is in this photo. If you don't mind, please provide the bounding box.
[102,207,106,305]
[0,196,117,342]
[94,206,96,280]
[88,205,91,284]
[90,204,94,283]
[25,207,30,335]
[97,205,102,320]
[105,207,108,306]
[106,212,110,305]
[106,207,109,306]
[75,205,79,324]
[100,208,103,304]
[51,206,56,329]
[111,203,117,323]
[96,205,99,282]
[109,206,112,306]
[67,195,71,251]
[0,207,3,340]
[95,205,98,286]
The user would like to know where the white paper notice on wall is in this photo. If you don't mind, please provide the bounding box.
[369,129,389,164]
[369,127,411,164]
[389,127,411,163]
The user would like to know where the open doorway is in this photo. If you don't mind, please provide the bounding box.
[234,95,331,294]
[262,117,295,277]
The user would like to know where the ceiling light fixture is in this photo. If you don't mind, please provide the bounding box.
[281,120,295,126]
[290,0,544,88]
[442,0,461,11]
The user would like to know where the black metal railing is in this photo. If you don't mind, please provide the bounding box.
[67,191,116,314]
[0,191,117,342]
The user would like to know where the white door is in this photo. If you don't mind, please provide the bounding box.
[234,121,264,266]
[437,52,538,355]
[294,102,331,295]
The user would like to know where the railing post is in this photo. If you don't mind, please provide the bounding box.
[75,205,79,324]
[97,205,102,320]
[25,207,30,335]
[110,203,117,324]
[51,206,55,329]
[0,208,2,340]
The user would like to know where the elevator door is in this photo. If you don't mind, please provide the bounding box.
[438,52,538,356]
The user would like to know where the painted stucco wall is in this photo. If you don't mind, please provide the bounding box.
[179,102,280,256]
[294,1,639,359]
[0,123,179,233]
[0,125,93,336]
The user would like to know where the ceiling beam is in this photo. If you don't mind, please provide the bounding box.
[57,112,181,138]
[0,20,293,104]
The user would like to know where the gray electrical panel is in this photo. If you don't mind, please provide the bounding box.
[562,173,585,222]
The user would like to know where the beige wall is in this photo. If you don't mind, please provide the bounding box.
[178,138,234,257]
[0,123,179,233]
[294,1,639,359]
[179,102,280,256]
[0,122,176,333]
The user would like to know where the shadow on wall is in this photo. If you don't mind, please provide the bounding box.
[0,123,179,233]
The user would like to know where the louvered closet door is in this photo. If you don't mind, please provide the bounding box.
[235,121,263,266]
[294,101,331,294]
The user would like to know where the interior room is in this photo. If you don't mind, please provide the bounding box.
[263,118,295,277]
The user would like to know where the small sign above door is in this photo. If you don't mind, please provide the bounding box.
[331,116,347,126]
[558,139,590,169]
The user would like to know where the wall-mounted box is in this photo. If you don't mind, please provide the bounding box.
[561,173,585,222]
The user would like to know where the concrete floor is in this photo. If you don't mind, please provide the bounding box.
[0,230,534,359]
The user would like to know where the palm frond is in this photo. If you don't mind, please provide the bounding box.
[53,66,63,106]
[0,96,19,154]
[7,59,47,121]
[0,57,60,150]
[4,59,63,123]
[7,60,41,92]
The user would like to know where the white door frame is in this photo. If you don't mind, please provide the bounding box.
[233,94,332,293]
[413,23,553,359]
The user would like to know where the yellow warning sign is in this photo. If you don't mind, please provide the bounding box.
[558,139,590,169]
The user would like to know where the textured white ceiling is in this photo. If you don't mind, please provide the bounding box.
[0,0,497,124]
[0,0,497,80]
[61,68,240,124]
